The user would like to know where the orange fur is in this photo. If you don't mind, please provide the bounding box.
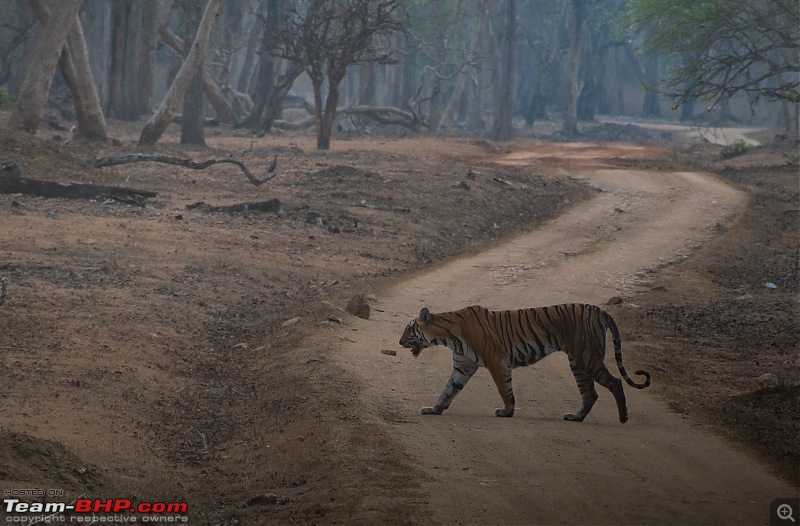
[400,304,650,422]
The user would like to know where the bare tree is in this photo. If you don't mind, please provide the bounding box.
[275,0,405,150]
[404,1,470,134]
[27,0,107,141]
[8,0,86,134]
[158,22,236,124]
[241,0,301,133]
[440,0,490,131]
[138,0,223,147]
[517,1,569,128]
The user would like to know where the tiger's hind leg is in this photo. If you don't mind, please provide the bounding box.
[592,367,628,424]
[563,358,598,422]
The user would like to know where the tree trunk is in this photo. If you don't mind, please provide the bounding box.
[181,0,206,146]
[468,0,496,133]
[259,61,306,133]
[107,2,126,118]
[8,0,86,134]
[355,63,375,106]
[426,1,446,135]
[241,55,275,129]
[64,10,108,140]
[137,0,161,115]
[317,85,339,150]
[401,34,418,110]
[1,161,156,205]
[387,32,404,108]
[241,0,283,130]
[237,14,263,92]
[491,0,515,141]
[642,52,661,117]
[158,24,235,124]
[441,0,488,130]
[679,76,694,121]
[78,2,113,108]
[562,0,584,136]
[138,0,222,146]
[577,31,606,122]
[314,65,346,151]
[27,0,107,141]
[120,0,142,121]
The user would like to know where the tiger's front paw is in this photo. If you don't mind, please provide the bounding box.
[494,408,514,417]
[420,406,442,415]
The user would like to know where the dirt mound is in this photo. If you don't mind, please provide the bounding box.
[646,298,799,343]
[730,384,800,478]
[0,430,106,491]
[581,122,661,142]
[0,128,102,184]
[734,384,800,419]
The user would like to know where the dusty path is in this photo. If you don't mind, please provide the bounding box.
[334,145,796,525]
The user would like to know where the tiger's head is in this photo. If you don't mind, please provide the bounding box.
[399,308,437,357]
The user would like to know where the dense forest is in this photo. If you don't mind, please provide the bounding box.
[0,0,797,149]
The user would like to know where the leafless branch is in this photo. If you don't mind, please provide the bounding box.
[90,153,278,187]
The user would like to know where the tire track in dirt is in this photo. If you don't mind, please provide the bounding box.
[333,144,796,525]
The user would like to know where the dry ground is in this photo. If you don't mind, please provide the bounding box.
[0,116,797,524]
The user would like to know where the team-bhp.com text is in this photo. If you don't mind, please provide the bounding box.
[3,498,188,523]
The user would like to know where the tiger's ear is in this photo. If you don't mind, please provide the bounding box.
[419,308,432,324]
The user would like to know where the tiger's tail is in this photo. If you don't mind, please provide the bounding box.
[603,309,651,389]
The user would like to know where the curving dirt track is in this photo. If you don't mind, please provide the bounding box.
[335,144,795,525]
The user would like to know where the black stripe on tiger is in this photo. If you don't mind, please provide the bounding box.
[398,303,652,423]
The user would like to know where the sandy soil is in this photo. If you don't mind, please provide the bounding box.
[0,118,797,525]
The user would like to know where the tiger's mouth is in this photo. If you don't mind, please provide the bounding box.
[400,340,423,357]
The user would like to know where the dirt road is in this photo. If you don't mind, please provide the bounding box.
[334,146,795,525]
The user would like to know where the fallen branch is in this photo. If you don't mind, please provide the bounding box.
[0,161,156,205]
[272,116,316,131]
[89,153,276,187]
[354,202,410,213]
[185,198,282,214]
[342,105,421,130]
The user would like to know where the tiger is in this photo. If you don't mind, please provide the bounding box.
[398,303,651,423]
